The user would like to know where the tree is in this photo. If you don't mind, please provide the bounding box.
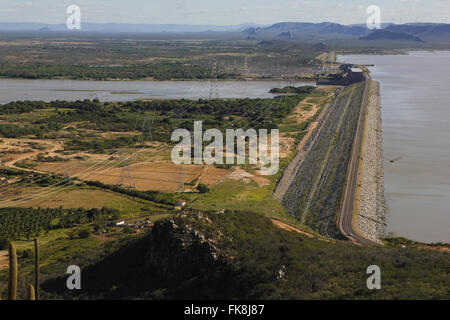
[0,237,9,250]
[197,184,210,194]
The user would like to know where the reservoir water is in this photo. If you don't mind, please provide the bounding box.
[1,56,448,243]
[0,79,312,103]
[339,51,450,243]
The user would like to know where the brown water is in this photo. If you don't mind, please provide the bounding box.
[0,79,313,103]
[339,51,450,243]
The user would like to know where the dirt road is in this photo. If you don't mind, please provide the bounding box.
[338,80,378,246]
[1,138,63,172]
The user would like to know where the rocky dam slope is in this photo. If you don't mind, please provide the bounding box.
[274,83,366,238]
[356,81,386,242]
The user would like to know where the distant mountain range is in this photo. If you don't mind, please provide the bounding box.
[384,23,450,42]
[1,21,450,43]
[0,22,263,33]
[244,22,369,38]
[243,22,450,43]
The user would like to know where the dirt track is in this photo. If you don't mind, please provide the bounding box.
[338,80,378,246]
[0,138,63,172]
[271,219,314,238]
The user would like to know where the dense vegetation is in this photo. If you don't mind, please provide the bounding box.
[0,123,63,138]
[0,206,119,242]
[0,93,308,148]
[270,86,316,94]
[0,169,69,187]
[0,35,320,80]
[0,62,227,80]
[38,210,449,300]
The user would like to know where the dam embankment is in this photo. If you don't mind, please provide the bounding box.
[275,83,366,238]
[356,81,386,242]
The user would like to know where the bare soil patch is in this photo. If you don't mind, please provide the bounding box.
[0,250,7,270]
[37,161,228,192]
[271,219,314,238]
[228,167,270,187]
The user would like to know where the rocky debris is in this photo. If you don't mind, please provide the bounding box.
[357,81,386,243]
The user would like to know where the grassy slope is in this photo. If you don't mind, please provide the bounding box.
[33,211,450,300]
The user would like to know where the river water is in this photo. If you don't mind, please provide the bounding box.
[0,79,313,103]
[339,51,450,243]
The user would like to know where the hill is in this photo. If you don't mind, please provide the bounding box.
[243,22,369,40]
[41,210,450,300]
[0,22,262,33]
[386,23,450,42]
[360,29,425,42]
[242,22,450,45]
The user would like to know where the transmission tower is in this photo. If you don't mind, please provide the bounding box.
[141,110,156,144]
[209,56,219,99]
[242,56,250,78]
[178,165,184,192]
[263,112,272,129]
[118,156,136,189]
[63,159,72,183]
[288,76,297,87]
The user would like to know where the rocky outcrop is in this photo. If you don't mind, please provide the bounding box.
[357,81,386,242]
[144,212,221,281]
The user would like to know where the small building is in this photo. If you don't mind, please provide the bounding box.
[175,200,186,207]
[347,68,365,82]
[116,221,125,226]
[350,67,363,73]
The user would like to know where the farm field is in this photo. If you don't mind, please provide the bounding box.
[35,161,229,192]
[0,185,169,214]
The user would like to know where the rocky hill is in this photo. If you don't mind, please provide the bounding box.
[42,210,449,300]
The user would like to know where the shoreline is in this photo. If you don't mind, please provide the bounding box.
[355,80,386,243]
[0,77,319,82]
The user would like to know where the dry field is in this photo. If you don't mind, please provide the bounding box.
[0,185,160,211]
[36,161,229,192]
[0,250,7,270]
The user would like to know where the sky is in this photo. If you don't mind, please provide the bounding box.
[0,0,449,25]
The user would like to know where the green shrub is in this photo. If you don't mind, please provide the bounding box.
[197,184,210,194]
[77,228,91,239]
[0,237,9,250]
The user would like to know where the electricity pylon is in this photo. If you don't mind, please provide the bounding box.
[209,56,219,99]
[243,56,250,78]
[63,159,72,183]
[141,110,155,144]
[178,165,184,192]
[118,155,136,189]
